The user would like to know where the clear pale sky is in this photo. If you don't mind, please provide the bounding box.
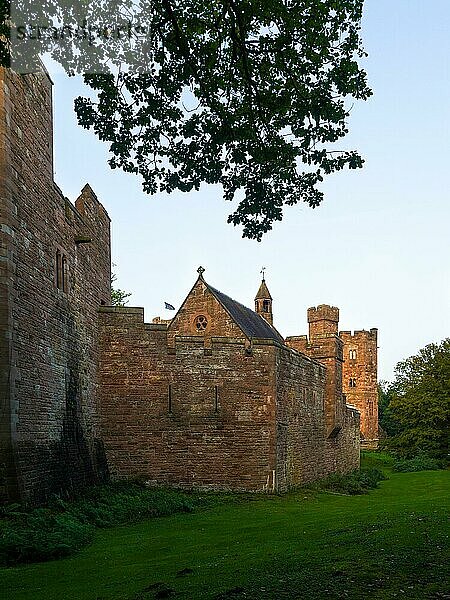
[45,0,450,381]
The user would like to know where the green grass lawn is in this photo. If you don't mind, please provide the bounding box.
[1,468,448,600]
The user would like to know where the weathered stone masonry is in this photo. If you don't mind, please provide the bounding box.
[98,276,361,492]
[341,329,378,446]
[100,314,277,490]
[1,65,375,502]
[0,67,111,503]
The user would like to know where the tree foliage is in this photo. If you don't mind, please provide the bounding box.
[377,381,401,439]
[111,270,131,306]
[0,1,9,69]
[383,339,450,459]
[3,0,371,239]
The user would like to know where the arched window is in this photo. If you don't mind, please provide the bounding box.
[349,378,357,388]
[349,349,357,360]
[263,299,270,312]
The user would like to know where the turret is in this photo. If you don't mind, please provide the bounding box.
[308,305,339,338]
[307,305,344,437]
[255,275,273,325]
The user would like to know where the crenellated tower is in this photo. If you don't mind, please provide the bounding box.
[307,305,345,438]
[340,329,378,447]
[286,305,345,438]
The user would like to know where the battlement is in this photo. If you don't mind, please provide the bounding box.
[99,306,145,319]
[307,304,339,323]
[339,328,378,341]
[152,317,172,326]
[99,304,287,352]
[307,305,340,338]
[285,335,308,343]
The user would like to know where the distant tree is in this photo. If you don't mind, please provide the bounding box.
[2,0,372,240]
[384,339,450,459]
[377,381,401,439]
[111,270,131,306]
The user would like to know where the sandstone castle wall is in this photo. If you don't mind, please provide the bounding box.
[0,67,111,503]
[98,290,360,492]
[275,345,327,490]
[99,307,278,490]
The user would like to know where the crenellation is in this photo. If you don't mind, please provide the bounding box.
[145,322,168,331]
[307,304,339,321]
[340,328,378,339]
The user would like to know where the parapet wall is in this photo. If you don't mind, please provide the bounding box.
[99,306,279,491]
[307,304,340,323]
[340,329,378,342]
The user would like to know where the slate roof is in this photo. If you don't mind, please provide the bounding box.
[207,283,284,344]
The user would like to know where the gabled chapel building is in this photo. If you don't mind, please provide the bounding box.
[98,268,364,492]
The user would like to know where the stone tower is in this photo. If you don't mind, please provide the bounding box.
[340,329,378,447]
[255,276,273,325]
[306,306,345,437]
[0,66,111,503]
[285,305,345,438]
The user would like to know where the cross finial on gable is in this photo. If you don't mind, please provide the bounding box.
[197,266,205,278]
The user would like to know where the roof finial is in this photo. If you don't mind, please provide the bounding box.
[260,266,266,281]
[197,266,205,278]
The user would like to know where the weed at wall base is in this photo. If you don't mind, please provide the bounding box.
[305,467,388,496]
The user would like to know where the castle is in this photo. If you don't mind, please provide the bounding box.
[0,67,378,504]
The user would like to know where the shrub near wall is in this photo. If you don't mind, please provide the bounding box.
[0,483,201,566]
[392,455,446,472]
[306,467,387,495]
[0,507,93,565]
[0,467,390,567]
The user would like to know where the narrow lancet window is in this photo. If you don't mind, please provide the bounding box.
[214,385,219,413]
[56,250,62,289]
[61,255,67,292]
